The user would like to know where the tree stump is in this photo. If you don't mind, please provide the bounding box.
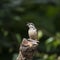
[16,38,39,60]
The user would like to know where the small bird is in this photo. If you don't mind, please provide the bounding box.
[27,23,38,40]
[17,23,39,60]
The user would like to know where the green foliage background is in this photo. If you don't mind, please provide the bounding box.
[0,0,60,60]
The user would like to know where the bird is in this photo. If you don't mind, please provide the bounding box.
[27,23,38,40]
[17,23,39,60]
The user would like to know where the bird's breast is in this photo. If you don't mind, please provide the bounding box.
[28,29,37,39]
[28,29,37,35]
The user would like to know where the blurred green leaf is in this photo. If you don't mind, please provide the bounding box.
[12,53,18,60]
[45,37,54,44]
[43,54,48,60]
[46,6,59,17]
[16,33,21,43]
[38,30,43,40]
[47,54,57,60]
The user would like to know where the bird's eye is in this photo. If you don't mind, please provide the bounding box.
[30,23,34,25]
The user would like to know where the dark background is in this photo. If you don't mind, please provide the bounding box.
[0,0,60,60]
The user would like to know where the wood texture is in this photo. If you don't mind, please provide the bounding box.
[16,38,39,60]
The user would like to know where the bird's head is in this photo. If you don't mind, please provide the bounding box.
[27,23,35,28]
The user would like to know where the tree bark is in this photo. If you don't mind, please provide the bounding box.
[16,38,39,60]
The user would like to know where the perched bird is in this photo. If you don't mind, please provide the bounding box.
[17,23,39,60]
[27,23,38,40]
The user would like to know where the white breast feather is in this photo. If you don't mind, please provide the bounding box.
[28,28,37,39]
